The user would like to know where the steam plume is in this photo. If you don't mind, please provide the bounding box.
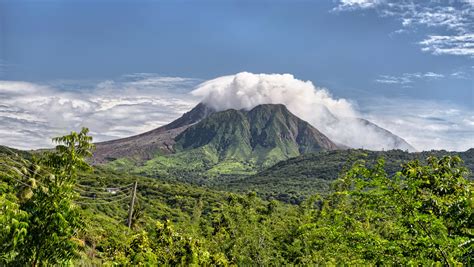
[192,72,415,151]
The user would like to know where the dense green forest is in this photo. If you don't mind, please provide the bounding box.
[106,146,474,204]
[217,149,474,203]
[1,129,473,265]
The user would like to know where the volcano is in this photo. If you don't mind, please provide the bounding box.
[92,103,414,166]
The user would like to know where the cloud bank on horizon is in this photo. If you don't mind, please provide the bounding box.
[0,72,472,151]
[0,74,200,149]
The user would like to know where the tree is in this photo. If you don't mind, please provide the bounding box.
[122,220,216,266]
[8,128,94,266]
[286,156,473,265]
[398,156,473,265]
[0,194,29,263]
[0,155,26,263]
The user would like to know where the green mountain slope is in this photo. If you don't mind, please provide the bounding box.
[107,104,340,177]
[173,104,339,167]
[216,148,474,203]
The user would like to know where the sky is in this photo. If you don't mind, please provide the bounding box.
[0,0,472,151]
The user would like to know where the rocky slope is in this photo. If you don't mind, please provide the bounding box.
[92,103,215,163]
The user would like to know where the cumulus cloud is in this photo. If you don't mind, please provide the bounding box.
[192,72,416,151]
[0,74,200,149]
[192,72,356,118]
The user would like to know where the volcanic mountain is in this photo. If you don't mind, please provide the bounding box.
[93,103,414,169]
[172,104,339,165]
[93,103,339,165]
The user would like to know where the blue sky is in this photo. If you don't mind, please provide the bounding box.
[0,0,472,150]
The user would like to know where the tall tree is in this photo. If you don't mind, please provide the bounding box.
[13,128,94,266]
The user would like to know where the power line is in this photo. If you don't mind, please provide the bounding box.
[0,152,37,172]
[0,146,27,157]
[5,173,134,204]
[0,164,48,188]
[76,195,130,201]
[0,162,52,184]
[1,151,141,225]
[0,162,30,174]
[1,154,134,191]
[5,175,36,189]
[75,182,134,190]
[74,194,132,205]
[1,162,134,198]
[75,190,133,200]
[73,186,133,195]
[137,195,149,201]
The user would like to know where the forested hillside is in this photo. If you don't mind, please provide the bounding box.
[105,146,474,204]
[1,129,472,265]
[217,149,474,203]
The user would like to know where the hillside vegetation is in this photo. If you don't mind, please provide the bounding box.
[1,129,472,265]
[217,149,474,203]
[105,145,474,204]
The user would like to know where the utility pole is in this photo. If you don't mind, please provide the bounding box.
[127,181,138,229]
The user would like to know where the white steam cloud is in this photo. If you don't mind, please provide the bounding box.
[192,72,416,151]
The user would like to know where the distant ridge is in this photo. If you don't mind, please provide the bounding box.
[354,118,415,152]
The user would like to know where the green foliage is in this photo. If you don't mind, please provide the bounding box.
[130,220,214,265]
[0,194,28,263]
[200,193,293,265]
[0,128,94,266]
[42,127,94,184]
[1,137,473,265]
[105,148,474,204]
[218,149,474,203]
[285,156,472,265]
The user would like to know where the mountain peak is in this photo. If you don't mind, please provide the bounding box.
[174,103,340,167]
[250,103,287,111]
